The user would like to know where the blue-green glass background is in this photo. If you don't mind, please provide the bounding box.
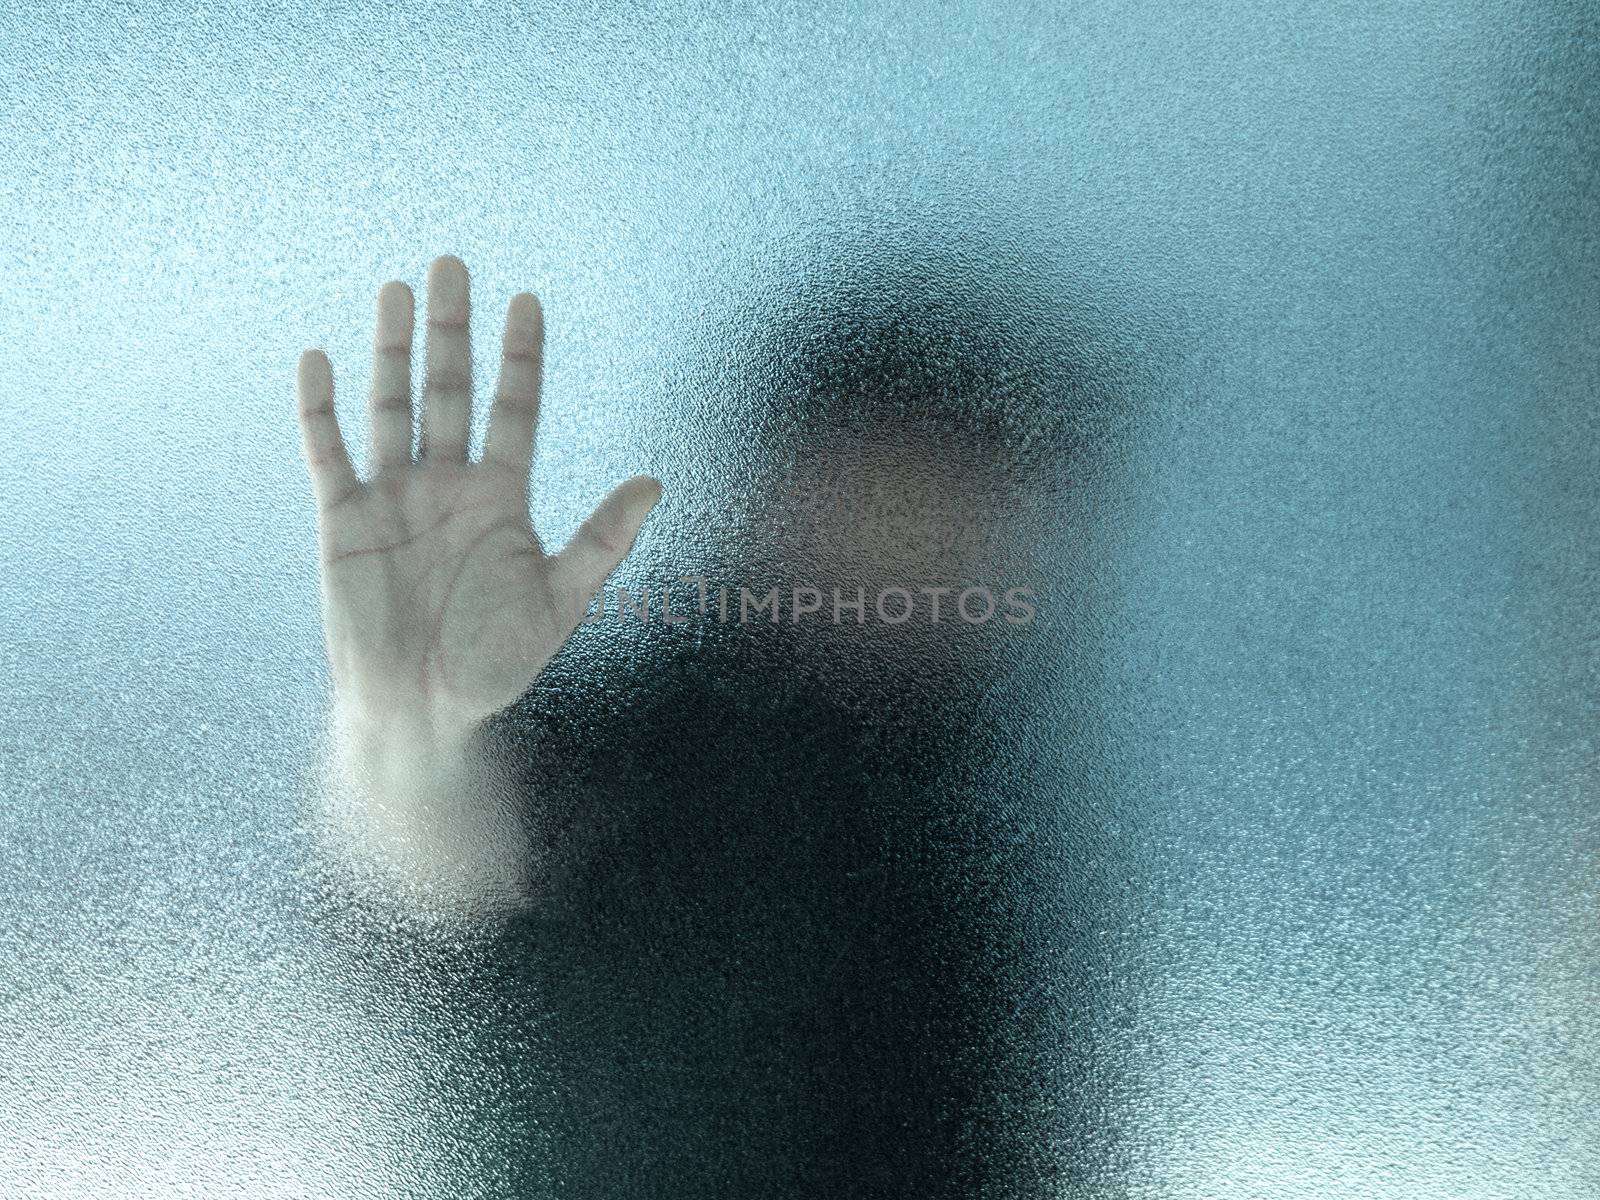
[1,1,1596,1196]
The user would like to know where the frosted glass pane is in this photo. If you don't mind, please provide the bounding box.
[1,1,1595,1196]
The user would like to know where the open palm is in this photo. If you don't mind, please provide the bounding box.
[296,255,661,741]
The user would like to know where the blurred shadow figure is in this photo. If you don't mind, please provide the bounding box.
[299,238,1142,1197]
[493,237,1135,1197]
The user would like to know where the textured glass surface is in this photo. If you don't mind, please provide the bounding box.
[2,1,1596,1196]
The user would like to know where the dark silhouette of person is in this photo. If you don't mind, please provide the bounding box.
[298,239,1138,1196]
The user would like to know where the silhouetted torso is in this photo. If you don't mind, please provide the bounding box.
[485,621,1028,1197]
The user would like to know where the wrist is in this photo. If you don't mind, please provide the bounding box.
[320,696,530,916]
[331,689,483,758]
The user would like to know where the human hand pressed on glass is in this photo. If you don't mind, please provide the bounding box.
[295,255,661,906]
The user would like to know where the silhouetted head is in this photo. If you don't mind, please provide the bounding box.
[661,223,1140,691]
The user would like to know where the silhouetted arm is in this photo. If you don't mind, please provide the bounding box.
[296,255,661,914]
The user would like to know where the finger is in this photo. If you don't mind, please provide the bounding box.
[421,254,472,460]
[547,475,664,618]
[296,350,361,510]
[483,292,543,483]
[369,280,415,471]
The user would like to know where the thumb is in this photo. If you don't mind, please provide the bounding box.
[547,475,663,619]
